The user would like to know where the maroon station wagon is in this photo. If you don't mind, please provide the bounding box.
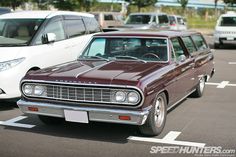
[17,31,215,136]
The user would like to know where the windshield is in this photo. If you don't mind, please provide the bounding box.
[125,15,152,24]
[80,37,168,62]
[0,18,44,46]
[220,17,236,27]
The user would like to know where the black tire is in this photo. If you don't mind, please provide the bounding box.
[214,43,220,49]
[139,92,167,136]
[191,77,206,98]
[38,115,64,125]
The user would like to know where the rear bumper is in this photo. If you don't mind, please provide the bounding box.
[17,100,150,125]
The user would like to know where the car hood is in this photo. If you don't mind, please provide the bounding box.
[0,47,23,62]
[25,60,166,86]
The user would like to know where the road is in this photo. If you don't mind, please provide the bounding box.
[0,36,236,157]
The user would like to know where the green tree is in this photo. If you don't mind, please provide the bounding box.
[126,0,157,12]
[0,0,27,10]
[51,0,80,11]
[177,0,188,12]
[224,0,236,7]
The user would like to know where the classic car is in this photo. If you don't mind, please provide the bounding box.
[17,31,215,136]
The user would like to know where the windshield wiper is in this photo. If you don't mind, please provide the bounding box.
[114,56,146,63]
[79,56,109,61]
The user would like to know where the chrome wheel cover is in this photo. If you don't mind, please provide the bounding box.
[154,96,165,128]
[199,77,205,93]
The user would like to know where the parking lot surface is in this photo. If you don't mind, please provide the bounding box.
[0,36,235,157]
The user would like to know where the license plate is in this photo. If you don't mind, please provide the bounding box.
[227,37,234,41]
[64,110,89,123]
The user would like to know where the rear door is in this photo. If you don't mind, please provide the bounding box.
[170,37,196,102]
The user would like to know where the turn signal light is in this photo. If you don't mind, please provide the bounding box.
[119,115,131,121]
[28,107,38,112]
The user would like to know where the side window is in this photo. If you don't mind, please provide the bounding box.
[192,34,208,51]
[35,20,65,45]
[182,36,197,54]
[171,38,186,61]
[104,14,114,21]
[83,17,101,34]
[158,15,169,24]
[64,19,86,38]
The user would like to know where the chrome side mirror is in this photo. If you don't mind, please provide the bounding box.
[42,33,56,44]
[178,55,186,62]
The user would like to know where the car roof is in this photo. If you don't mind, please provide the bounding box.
[129,12,167,16]
[94,30,200,38]
[0,10,94,19]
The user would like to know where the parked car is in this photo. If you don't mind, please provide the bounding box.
[0,11,101,100]
[17,31,214,136]
[124,12,170,30]
[214,11,236,48]
[169,15,187,30]
[0,7,11,15]
[91,12,124,29]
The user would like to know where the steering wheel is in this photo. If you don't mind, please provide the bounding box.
[142,53,160,60]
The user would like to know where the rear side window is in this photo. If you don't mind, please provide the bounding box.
[83,17,101,34]
[64,19,86,38]
[158,15,169,24]
[192,34,208,50]
[104,14,114,21]
[182,36,197,54]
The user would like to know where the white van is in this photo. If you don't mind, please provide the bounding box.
[214,11,236,48]
[0,11,101,100]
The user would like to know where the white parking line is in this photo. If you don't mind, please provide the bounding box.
[229,62,236,65]
[0,116,35,128]
[206,81,236,88]
[217,81,229,88]
[128,131,206,148]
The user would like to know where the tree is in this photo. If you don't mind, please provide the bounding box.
[0,0,27,10]
[224,0,236,7]
[50,0,80,11]
[126,0,157,12]
[177,0,188,12]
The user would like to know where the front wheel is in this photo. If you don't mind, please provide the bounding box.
[139,92,167,136]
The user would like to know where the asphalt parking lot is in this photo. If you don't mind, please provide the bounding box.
[0,36,235,157]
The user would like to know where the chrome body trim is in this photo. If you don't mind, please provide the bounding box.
[17,99,151,125]
[21,80,145,109]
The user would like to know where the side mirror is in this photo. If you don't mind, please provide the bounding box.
[178,55,186,62]
[42,33,56,44]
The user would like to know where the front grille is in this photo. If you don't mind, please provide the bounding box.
[46,85,112,103]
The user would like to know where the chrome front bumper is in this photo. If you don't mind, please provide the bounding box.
[17,100,150,125]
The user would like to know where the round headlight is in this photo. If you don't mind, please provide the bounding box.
[23,84,33,95]
[128,92,139,103]
[34,85,45,96]
[115,91,126,102]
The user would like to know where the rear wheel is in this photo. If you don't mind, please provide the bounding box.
[38,115,64,125]
[139,93,167,136]
[191,77,205,98]
[214,43,220,49]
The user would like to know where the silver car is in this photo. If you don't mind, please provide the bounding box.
[125,13,170,30]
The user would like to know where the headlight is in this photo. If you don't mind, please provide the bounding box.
[115,91,126,102]
[34,85,46,96]
[22,84,46,97]
[0,58,25,72]
[23,84,33,95]
[128,92,139,103]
